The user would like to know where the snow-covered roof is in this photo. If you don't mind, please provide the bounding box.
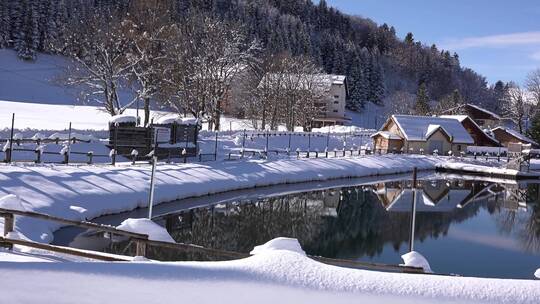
[466,103,501,120]
[492,126,539,146]
[371,131,402,140]
[440,115,500,145]
[155,115,199,125]
[425,124,450,139]
[109,114,137,124]
[258,73,346,91]
[385,188,470,213]
[390,115,474,144]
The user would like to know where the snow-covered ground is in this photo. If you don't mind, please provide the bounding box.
[1,237,539,304]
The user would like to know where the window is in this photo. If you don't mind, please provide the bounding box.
[457,145,461,151]
[333,101,339,104]
[333,110,338,113]
[334,95,339,99]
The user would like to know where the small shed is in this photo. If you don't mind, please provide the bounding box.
[108,114,199,159]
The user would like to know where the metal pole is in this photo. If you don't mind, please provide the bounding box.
[408,167,418,252]
[288,133,292,155]
[136,99,139,126]
[148,132,159,219]
[326,130,330,152]
[308,133,311,157]
[8,113,14,163]
[265,130,269,156]
[147,155,157,219]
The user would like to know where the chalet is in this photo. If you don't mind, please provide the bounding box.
[441,103,501,128]
[256,73,350,128]
[491,126,539,148]
[440,115,500,147]
[371,115,475,155]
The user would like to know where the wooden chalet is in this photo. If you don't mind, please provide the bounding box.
[491,126,539,149]
[440,115,500,147]
[441,103,501,128]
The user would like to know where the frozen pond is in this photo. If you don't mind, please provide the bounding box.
[53,173,540,279]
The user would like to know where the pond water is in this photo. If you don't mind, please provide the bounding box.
[53,173,540,279]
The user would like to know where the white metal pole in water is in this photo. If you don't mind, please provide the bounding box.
[148,155,157,219]
[409,167,418,252]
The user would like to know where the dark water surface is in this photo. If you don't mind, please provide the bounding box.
[53,173,540,279]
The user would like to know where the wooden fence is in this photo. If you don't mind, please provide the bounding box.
[0,207,425,274]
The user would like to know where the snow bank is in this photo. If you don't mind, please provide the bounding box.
[535,269,540,279]
[311,125,375,134]
[401,251,433,273]
[1,246,539,303]
[0,155,439,243]
[117,218,174,243]
[0,194,25,212]
[250,237,306,256]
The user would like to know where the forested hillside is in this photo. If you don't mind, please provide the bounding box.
[0,0,504,116]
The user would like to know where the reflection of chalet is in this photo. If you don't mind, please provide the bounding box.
[441,103,501,128]
[372,180,497,213]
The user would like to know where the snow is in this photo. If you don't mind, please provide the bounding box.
[0,155,439,243]
[401,251,433,273]
[535,269,540,279]
[1,239,540,303]
[311,125,374,134]
[155,115,199,125]
[0,194,26,212]
[371,131,402,140]
[109,114,137,125]
[467,146,507,154]
[0,100,168,131]
[117,218,174,243]
[391,115,475,144]
[250,237,306,256]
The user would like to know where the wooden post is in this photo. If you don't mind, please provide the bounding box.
[408,167,418,252]
[35,148,41,163]
[87,152,93,164]
[2,213,14,249]
[288,133,292,156]
[66,122,72,164]
[265,130,269,158]
[7,113,14,163]
[135,239,147,257]
[307,133,311,158]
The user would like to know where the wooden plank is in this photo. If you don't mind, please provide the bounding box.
[0,237,129,262]
[0,208,148,240]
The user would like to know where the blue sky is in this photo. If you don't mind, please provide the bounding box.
[325,0,540,86]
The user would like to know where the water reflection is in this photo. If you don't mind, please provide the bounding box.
[53,174,540,279]
[156,177,540,278]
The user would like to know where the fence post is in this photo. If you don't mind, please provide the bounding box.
[87,152,93,164]
[1,213,14,249]
[112,123,118,165]
[242,129,246,152]
[35,148,41,163]
[66,122,72,164]
[135,239,147,257]
[265,130,269,158]
[7,113,14,163]
[307,133,311,158]
[326,130,330,152]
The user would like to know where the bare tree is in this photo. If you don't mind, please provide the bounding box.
[124,2,172,126]
[244,54,325,131]
[62,11,139,115]
[160,14,260,131]
[505,83,529,134]
[526,68,540,107]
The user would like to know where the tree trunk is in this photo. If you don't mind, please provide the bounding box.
[144,97,150,127]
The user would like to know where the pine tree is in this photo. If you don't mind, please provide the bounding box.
[0,1,10,48]
[347,52,368,111]
[367,52,385,105]
[415,82,430,115]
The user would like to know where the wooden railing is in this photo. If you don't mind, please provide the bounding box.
[0,207,425,274]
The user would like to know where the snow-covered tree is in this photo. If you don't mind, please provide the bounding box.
[504,83,529,134]
[526,68,540,107]
[62,11,138,115]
